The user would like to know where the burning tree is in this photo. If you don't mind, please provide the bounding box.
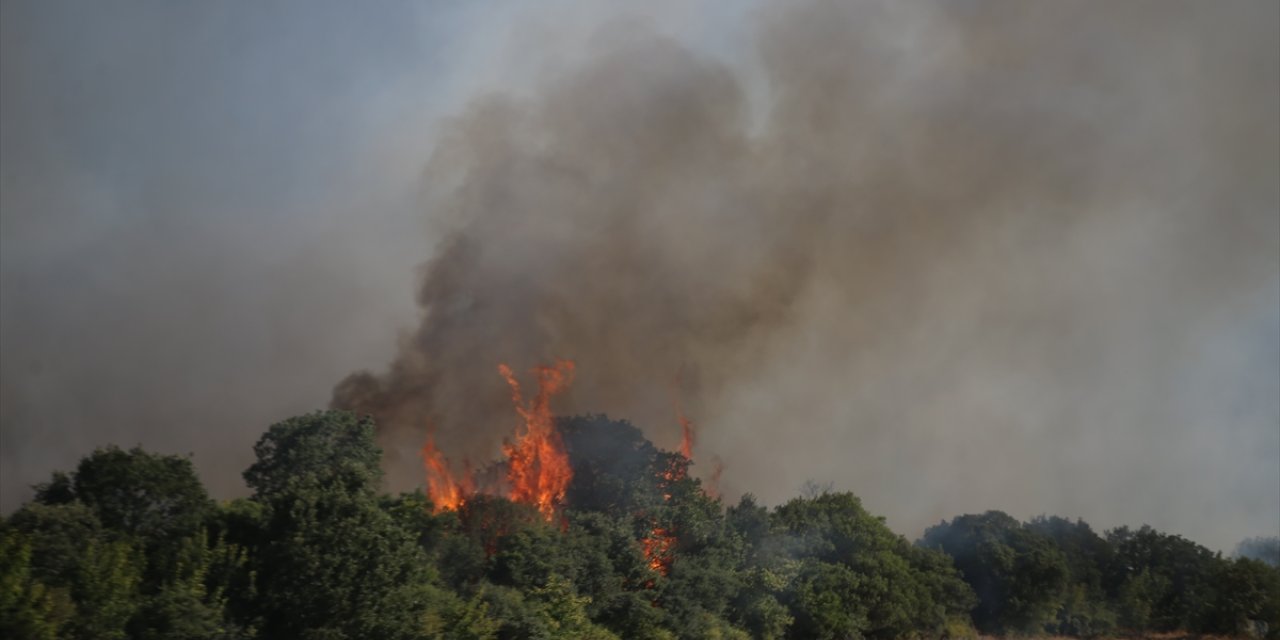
[420,360,577,522]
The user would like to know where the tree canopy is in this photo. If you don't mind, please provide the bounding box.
[2,411,1277,639]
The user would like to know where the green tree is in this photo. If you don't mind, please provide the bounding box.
[1027,516,1116,635]
[785,560,869,640]
[1104,525,1219,631]
[246,410,433,639]
[1199,557,1280,635]
[55,446,213,548]
[920,511,1067,634]
[127,531,247,640]
[66,536,143,640]
[5,502,143,640]
[244,411,383,497]
[774,492,974,638]
[0,528,73,640]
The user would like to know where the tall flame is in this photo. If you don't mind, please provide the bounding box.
[421,434,474,513]
[672,380,723,499]
[672,376,696,460]
[676,410,695,460]
[499,359,576,521]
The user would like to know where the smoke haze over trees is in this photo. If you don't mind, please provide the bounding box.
[2,0,1278,558]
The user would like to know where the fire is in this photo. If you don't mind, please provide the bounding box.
[421,434,474,513]
[671,381,724,499]
[641,527,677,575]
[499,359,576,521]
[672,383,695,460]
[420,358,576,521]
[677,411,695,460]
[658,454,687,502]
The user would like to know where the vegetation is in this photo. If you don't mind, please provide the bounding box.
[2,411,1277,638]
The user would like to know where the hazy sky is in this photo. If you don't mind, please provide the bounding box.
[2,0,1276,553]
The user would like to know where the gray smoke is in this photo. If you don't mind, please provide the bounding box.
[2,1,1275,552]
[333,1,1279,550]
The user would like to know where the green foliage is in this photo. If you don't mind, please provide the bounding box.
[6,501,143,640]
[59,445,213,545]
[0,528,73,640]
[243,410,382,498]
[9,411,1276,639]
[1027,516,1116,636]
[920,511,1068,635]
[247,410,434,639]
[421,587,501,640]
[773,493,975,638]
[66,535,144,639]
[1198,557,1280,635]
[1104,525,1221,631]
[559,415,664,514]
[127,530,247,640]
[6,502,104,586]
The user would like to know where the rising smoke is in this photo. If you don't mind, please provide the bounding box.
[332,1,1279,549]
[1,1,1275,552]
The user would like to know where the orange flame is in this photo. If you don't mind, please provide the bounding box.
[672,382,695,460]
[658,454,687,502]
[421,434,474,513]
[499,359,576,521]
[677,412,695,461]
[641,527,676,575]
[671,379,725,499]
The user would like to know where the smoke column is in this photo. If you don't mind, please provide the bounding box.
[333,1,1280,550]
[1,1,1275,552]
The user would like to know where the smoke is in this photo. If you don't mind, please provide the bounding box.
[2,1,1275,552]
[0,0,482,512]
[333,1,1279,551]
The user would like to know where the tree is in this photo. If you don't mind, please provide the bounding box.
[1027,516,1116,635]
[920,511,1068,634]
[55,446,213,547]
[772,492,974,638]
[559,415,665,514]
[1199,557,1280,635]
[785,560,869,640]
[126,531,247,640]
[244,410,382,498]
[0,528,72,640]
[1104,525,1219,631]
[5,502,142,640]
[246,410,434,639]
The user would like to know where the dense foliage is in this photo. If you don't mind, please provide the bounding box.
[2,411,1277,639]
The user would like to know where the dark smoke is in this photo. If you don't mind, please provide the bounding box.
[2,1,1274,553]
[331,1,1279,551]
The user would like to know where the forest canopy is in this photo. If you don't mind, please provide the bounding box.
[2,410,1277,639]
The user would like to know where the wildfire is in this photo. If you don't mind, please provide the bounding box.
[670,381,724,499]
[420,359,576,522]
[499,359,576,521]
[421,434,474,513]
[677,411,695,461]
[641,527,677,575]
[672,383,696,460]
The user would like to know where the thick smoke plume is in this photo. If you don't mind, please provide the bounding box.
[1,1,1274,553]
[333,1,1279,549]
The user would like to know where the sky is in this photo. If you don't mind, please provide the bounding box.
[2,0,1277,553]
